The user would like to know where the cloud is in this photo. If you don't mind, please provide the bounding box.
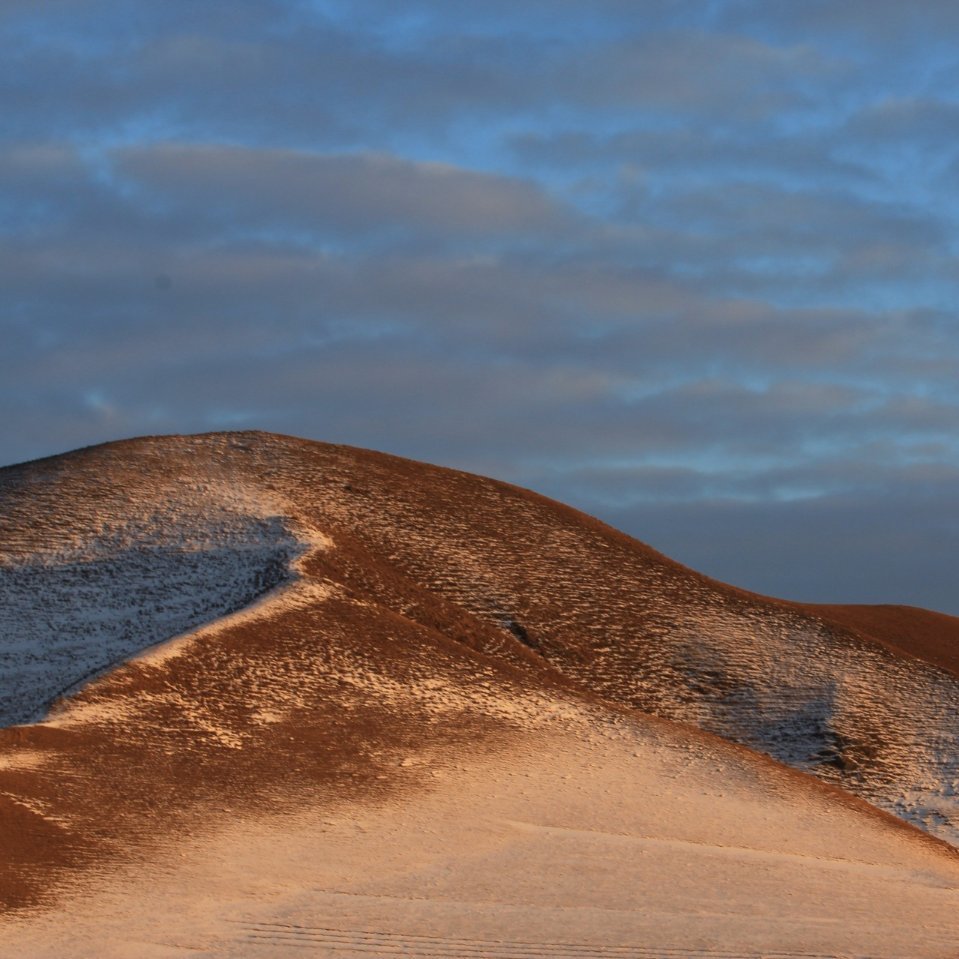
[511,126,870,190]
[113,144,573,243]
[721,0,959,46]
[556,31,833,122]
[0,3,546,146]
[0,144,107,235]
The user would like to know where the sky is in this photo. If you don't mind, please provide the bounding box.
[2,0,958,614]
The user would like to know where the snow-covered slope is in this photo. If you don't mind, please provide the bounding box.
[0,436,305,725]
[1,431,958,957]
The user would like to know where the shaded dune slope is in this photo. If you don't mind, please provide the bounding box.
[1,431,958,919]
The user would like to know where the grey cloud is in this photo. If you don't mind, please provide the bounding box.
[0,3,543,146]
[598,487,959,614]
[0,144,111,236]
[512,140,952,306]
[6,277,955,472]
[113,145,573,243]
[721,0,959,45]
[0,1,844,153]
[605,380,958,464]
[656,182,943,251]
[532,453,959,511]
[512,127,871,189]
[842,97,959,152]
[630,181,954,305]
[559,31,833,120]
[3,217,954,398]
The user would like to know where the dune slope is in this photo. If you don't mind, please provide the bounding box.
[1,431,958,956]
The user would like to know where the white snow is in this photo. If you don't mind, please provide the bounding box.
[0,440,331,727]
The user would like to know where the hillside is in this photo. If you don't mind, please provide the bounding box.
[2,431,958,957]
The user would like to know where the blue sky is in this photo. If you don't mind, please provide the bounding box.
[2,0,958,613]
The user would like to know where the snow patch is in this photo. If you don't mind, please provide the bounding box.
[0,462,334,727]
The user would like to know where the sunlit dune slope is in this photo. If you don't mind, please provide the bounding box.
[809,602,959,680]
[1,430,958,956]
[10,704,959,959]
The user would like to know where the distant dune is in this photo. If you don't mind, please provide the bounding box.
[1,432,958,958]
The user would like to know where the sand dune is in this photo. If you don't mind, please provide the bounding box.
[1,432,958,957]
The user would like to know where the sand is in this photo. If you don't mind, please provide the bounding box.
[6,713,959,958]
[1,431,958,956]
